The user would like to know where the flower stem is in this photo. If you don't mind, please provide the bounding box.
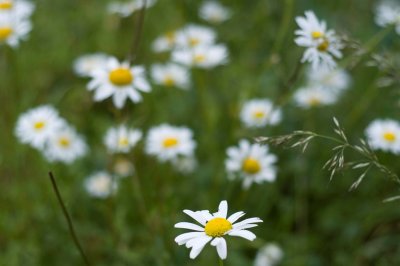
[128,0,147,63]
[219,258,224,266]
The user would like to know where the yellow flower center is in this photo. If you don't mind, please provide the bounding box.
[194,54,206,63]
[165,31,175,44]
[242,157,261,174]
[163,75,175,86]
[118,137,129,147]
[0,27,12,40]
[253,110,265,119]
[34,121,45,130]
[58,137,71,148]
[189,37,200,47]
[109,68,133,86]
[311,31,324,39]
[383,132,396,142]
[308,97,321,106]
[0,1,13,9]
[205,218,232,237]
[317,39,330,52]
[163,137,178,148]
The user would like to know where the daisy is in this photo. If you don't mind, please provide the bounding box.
[107,0,157,18]
[113,158,135,177]
[152,30,177,53]
[104,125,142,154]
[254,243,284,266]
[15,105,64,149]
[171,156,198,174]
[151,63,191,89]
[199,1,232,24]
[307,66,351,92]
[0,0,35,19]
[172,44,228,68]
[87,56,151,109]
[295,10,343,70]
[175,200,263,260]
[73,53,109,77]
[0,16,31,47]
[225,139,277,189]
[375,1,400,34]
[293,85,338,108]
[84,171,118,199]
[145,124,196,162]
[365,119,400,154]
[240,99,282,128]
[44,126,88,163]
[175,24,217,49]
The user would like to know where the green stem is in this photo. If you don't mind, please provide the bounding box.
[219,258,224,266]
[128,0,147,63]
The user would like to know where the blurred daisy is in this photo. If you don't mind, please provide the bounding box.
[113,158,135,177]
[199,1,232,24]
[171,156,198,174]
[307,66,351,92]
[254,243,284,266]
[175,200,263,260]
[73,53,109,77]
[15,105,64,149]
[107,0,156,18]
[172,44,228,68]
[0,0,35,18]
[151,63,190,89]
[295,10,343,70]
[152,30,177,52]
[365,119,400,154]
[44,126,87,163]
[175,24,217,48]
[375,1,400,34]
[145,124,196,162]
[240,99,282,128]
[84,171,118,199]
[0,16,31,47]
[104,125,142,154]
[87,56,151,109]
[225,139,277,189]
[293,86,338,108]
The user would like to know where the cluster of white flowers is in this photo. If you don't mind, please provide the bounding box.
[294,66,351,109]
[0,0,34,47]
[107,0,157,18]
[15,105,87,164]
[199,1,232,24]
[375,1,400,35]
[240,99,282,128]
[365,119,400,155]
[104,125,142,154]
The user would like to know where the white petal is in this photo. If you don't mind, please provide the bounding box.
[216,238,227,260]
[228,229,256,241]
[175,232,205,245]
[214,200,228,218]
[232,217,262,229]
[227,211,245,224]
[175,222,205,232]
[189,236,212,259]
[183,210,207,225]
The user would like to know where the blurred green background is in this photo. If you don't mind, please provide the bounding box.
[1,0,400,265]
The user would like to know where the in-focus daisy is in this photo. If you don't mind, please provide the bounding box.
[225,139,277,189]
[73,53,109,77]
[307,66,351,92]
[240,99,282,128]
[0,0,35,19]
[15,105,64,149]
[87,56,151,109]
[293,85,338,108]
[104,125,142,153]
[375,1,400,34]
[175,24,217,48]
[44,126,88,163]
[172,44,228,68]
[254,243,284,266]
[295,10,343,70]
[84,171,118,199]
[0,16,31,47]
[145,124,196,162]
[365,119,400,154]
[107,0,156,18]
[199,1,232,24]
[152,30,177,53]
[175,200,263,260]
[151,63,191,89]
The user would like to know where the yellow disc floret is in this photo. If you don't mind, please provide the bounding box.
[163,75,175,86]
[189,37,200,47]
[205,218,232,237]
[194,54,206,63]
[34,121,45,130]
[383,132,396,142]
[253,110,265,119]
[0,1,13,9]
[0,27,12,40]
[118,137,129,147]
[58,137,71,148]
[242,157,261,174]
[311,31,324,39]
[317,39,330,52]
[109,68,134,86]
[163,137,178,148]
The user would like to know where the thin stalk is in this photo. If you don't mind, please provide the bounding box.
[128,0,147,63]
[48,172,91,266]
[219,258,224,266]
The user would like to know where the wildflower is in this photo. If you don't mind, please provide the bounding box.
[145,124,196,162]
[225,139,277,189]
[107,0,156,18]
[152,30,177,53]
[87,56,151,109]
[175,24,217,49]
[254,243,284,266]
[293,85,338,108]
[175,200,263,260]
[199,1,232,24]
[151,63,191,89]
[295,10,343,70]
[365,119,400,154]
[84,171,118,198]
[0,16,31,47]
[0,0,35,19]
[113,158,135,177]
[172,44,228,68]
[73,53,109,77]
[104,125,142,154]
[240,99,282,128]
[171,156,198,174]
[307,66,351,92]
[375,1,400,34]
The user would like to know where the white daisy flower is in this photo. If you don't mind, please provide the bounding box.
[175,200,263,260]
[0,0,35,19]
[375,1,400,34]
[113,158,135,177]
[84,171,118,199]
[15,105,64,149]
[171,156,198,174]
[44,126,87,164]
[104,125,142,154]
[152,30,177,53]
[73,53,109,77]
[172,44,228,68]
[0,16,31,47]
[365,119,400,154]
[87,56,151,109]
[145,124,196,162]
[293,85,338,108]
[240,99,282,129]
[199,1,232,24]
[307,66,351,92]
[175,24,217,48]
[254,243,284,266]
[151,63,191,89]
[295,10,343,70]
[107,0,157,18]
[225,139,277,189]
